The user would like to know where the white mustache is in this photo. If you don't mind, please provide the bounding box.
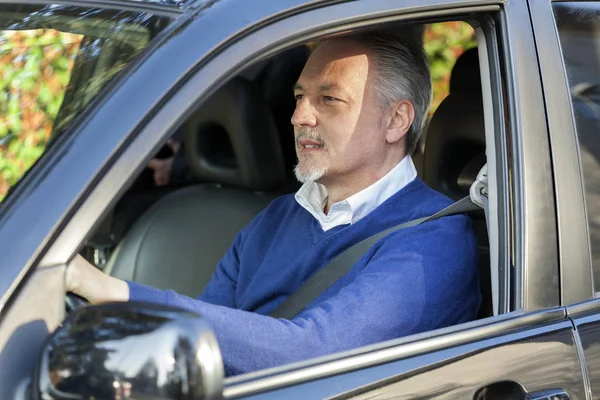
[295,130,325,147]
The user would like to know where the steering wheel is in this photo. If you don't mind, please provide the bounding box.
[65,292,89,312]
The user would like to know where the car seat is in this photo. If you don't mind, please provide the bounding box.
[251,46,310,181]
[104,77,286,298]
[423,47,492,318]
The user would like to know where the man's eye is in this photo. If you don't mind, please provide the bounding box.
[294,94,303,101]
[324,96,339,102]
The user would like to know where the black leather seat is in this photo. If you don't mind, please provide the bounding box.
[423,48,485,200]
[105,77,286,298]
[423,48,492,318]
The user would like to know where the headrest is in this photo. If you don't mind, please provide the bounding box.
[423,47,485,201]
[183,77,285,191]
[449,47,481,93]
[253,46,310,176]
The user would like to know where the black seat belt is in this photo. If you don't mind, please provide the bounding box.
[269,195,482,319]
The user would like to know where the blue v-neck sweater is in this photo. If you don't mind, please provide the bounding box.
[128,178,480,376]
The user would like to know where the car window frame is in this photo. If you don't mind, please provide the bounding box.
[529,0,596,305]
[43,0,518,304]
[0,0,562,394]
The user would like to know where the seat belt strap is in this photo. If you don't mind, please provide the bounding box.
[269,196,482,320]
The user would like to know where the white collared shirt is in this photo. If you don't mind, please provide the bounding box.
[294,156,417,231]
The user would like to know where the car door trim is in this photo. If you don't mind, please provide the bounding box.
[527,0,594,305]
[499,0,560,311]
[572,321,593,400]
[566,297,600,319]
[223,308,567,398]
[568,300,600,400]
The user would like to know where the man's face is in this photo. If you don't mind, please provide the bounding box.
[292,39,390,185]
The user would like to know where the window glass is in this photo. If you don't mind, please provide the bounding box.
[553,2,600,290]
[425,21,477,115]
[0,5,171,204]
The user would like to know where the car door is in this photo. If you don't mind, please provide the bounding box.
[533,1,600,400]
[0,0,587,399]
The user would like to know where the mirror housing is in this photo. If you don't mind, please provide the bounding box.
[32,302,223,400]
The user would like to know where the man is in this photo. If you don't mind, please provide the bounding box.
[146,138,185,187]
[67,29,480,376]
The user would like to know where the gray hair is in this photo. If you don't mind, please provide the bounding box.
[343,28,432,154]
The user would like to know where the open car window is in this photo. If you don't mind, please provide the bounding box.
[0,4,172,205]
[76,17,499,378]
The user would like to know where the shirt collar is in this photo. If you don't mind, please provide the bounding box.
[294,156,417,231]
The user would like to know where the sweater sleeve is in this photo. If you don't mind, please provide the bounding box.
[127,217,480,376]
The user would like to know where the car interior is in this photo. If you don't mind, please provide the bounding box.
[80,21,491,325]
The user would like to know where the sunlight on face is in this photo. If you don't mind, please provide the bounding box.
[291,39,387,187]
[294,128,330,182]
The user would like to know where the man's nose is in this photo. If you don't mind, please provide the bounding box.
[291,98,317,128]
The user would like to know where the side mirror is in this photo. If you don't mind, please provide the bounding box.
[31,302,224,400]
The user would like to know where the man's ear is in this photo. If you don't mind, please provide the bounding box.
[385,100,415,144]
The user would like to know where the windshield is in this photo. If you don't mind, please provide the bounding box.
[0,4,172,203]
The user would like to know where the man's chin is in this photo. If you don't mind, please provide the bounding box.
[294,164,329,184]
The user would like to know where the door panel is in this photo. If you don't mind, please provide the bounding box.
[529,0,597,304]
[344,326,580,399]
[233,320,584,399]
[570,305,600,400]
[0,265,65,399]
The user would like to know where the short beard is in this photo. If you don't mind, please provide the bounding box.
[294,129,328,183]
[294,162,329,183]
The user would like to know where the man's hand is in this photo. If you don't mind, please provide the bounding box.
[147,139,181,187]
[66,254,130,304]
[147,157,174,187]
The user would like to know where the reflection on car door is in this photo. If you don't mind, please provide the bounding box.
[227,314,583,399]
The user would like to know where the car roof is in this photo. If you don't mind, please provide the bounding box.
[124,0,189,7]
[122,0,340,12]
[121,0,211,9]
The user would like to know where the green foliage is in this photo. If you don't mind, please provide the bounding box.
[0,30,81,201]
[424,21,477,113]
